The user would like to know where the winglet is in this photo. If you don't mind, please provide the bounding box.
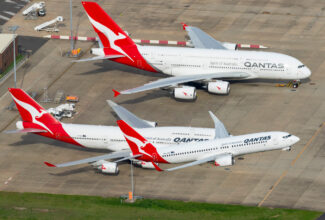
[44,162,56,167]
[151,162,163,172]
[181,22,188,30]
[112,89,120,97]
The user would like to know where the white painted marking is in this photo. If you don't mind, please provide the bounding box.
[0,15,10,21]
[5,0,16,4]
[4,176,13,185]
[4,11,15,16]
[168,41,177,45]
[78,37,87,41]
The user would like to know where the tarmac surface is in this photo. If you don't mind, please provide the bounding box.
[0,0,28,25]
[0,0,325,212]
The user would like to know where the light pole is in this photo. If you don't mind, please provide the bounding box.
[8,26,19,88]
[69,0,74,53]
[130,160,134,202]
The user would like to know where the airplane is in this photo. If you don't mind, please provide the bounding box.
[7,88,229,173]
[77,2,311,101]
[117,120,300,171]
[41,101,298,175]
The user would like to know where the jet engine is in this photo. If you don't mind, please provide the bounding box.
[133,160,155,169]
[173,86,197,100]
[90,48,104,56]
[214,154,234,167]
[282,146,291,151]
[99,162,119,174]
[207,81,230,95]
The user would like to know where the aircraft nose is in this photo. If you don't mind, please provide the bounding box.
[291,135,300,144]
[304,66,311,78]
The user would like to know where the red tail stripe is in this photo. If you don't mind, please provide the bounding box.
[44,162,56,167]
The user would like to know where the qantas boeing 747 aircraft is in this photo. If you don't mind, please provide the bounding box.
[78,2,311,101]
[7,88,228,171]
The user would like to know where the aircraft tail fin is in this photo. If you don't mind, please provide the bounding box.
[82,2,135,54]
[8,88,60,132]
[117,120,169,168]
[116,120,155,155]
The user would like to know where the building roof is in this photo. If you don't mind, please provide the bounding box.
[0,34,17,54]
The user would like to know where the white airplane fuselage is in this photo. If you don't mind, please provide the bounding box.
[156,131,299,164]
[134,45,311,80]
[56,123,215,151]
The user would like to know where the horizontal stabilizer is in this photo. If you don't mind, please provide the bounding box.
[72,54,124,62]
[4,128,48,134]
[44,162,56,167]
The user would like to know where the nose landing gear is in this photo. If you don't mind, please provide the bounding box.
[288,80,301,88]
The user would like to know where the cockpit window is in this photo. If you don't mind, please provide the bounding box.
[298,65,305,68]
[283,134,292,139]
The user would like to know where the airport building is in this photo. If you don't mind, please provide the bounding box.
[0,33,18,73]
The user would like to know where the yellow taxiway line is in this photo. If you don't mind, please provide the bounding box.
[258,122,325,207]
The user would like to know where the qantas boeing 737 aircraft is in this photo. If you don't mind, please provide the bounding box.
[78,2,311,101]
[117,120,300,171]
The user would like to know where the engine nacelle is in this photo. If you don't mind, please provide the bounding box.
[99,162,119,174]
[207,81,230,95]
[133,160,155,169]
[173,86,197,100]
[214,154,234,167]
[90,48,104,56]
[282,146,291,151]
[16,121,24,130]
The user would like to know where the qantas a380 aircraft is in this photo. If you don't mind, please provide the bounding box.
[117,120,300,171]
[78,2,311,101]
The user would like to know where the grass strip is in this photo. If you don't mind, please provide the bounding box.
[0,191,322,220]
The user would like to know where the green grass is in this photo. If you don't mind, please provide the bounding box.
[0,54,25,80]
[0,191,321,220]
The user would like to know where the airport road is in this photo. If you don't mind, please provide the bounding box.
[0,0,324,212]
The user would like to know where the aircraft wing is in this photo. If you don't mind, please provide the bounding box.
[72,54,124,62]
[208,111,230,139]
[44,150,131,168]
[117,72,250,95]
[107,100,155,128]
[184,25,227,50]
[4,128,48,134]
[166,153,229,171]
